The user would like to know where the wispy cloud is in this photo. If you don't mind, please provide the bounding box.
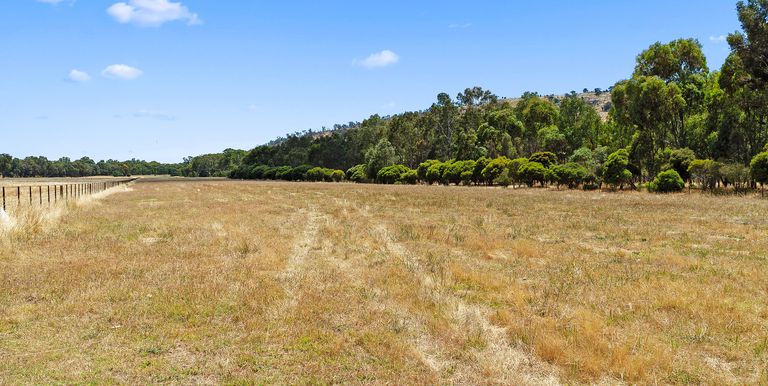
[107,0,201,27]
[68,69,91,82]
[709,35,727,44]
[101,64,143,80]
[449,22,473,29]
[132,110,176,121]
[37,0,72,4]
[355,50,400,69]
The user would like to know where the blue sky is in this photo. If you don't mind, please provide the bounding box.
[1,0,741,163]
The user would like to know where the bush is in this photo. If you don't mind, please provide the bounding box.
[493,168,512,187]
[426,162,448,185]
[305,167,325,181]
[649,169,685,193]
[263,167,278,180]
[519,161,547,187]
[603,149,633,189]
[274,166,294,180]
[751,152,768,189]
[508,157,529,186]
[548,162,588,189]
[661,148,696,181]
[377,164,411,184]
[249,165,271,179]
[720,163,750,193]
[443,160,475,185]
[417,160,441,182]
[529,152,558,168]
[346,164,368,183]
[289,165,313,181]
[482,156,511,184]
[399,169,418,184]
[473,157,491,185]
[688,159,721,190]
[331,169,345,182]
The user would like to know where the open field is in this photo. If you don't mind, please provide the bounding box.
[1,180,767,384]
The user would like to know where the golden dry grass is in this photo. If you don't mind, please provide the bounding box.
[1,180,767,384]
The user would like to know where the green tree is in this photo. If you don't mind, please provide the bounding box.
[482,156,512,183]
[750,151,768,195]
[559,94,603,150]
[519,162,547,187]
[377,164,411,184]
[649,169,685,193]
[603,149,634,190]
[529,152,558,168]
[611,76,686,177]
[364,138,398,179]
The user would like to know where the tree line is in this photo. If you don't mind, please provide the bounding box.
[233,0,768,194]
[0,148,246,179]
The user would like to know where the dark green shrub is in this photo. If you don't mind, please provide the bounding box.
[519,161,547,187]
[508,157,529,186]
[249,165,270,179]
[418,160,441,182]
[751,152,768,191]
[274,166,293,180]
[346,164,368,183]
[377,164,411,184]
[399,169,418,184]
[473,157,491,185]
[649,169,685,193]
[331,169,345,182]
[661,148,696,181]
[443,160,475,185]
[493,168,512,187]
[603,149,633,189]
[529,152,558,168]
[426,162,448,185]
[263,167,278,180]
[482,156,511,184]
[289,165,313,181]
[549,162,588,189]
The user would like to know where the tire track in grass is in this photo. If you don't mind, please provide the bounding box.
[373,224,561,385]
[329,199,463,380]
[277,205,323,313]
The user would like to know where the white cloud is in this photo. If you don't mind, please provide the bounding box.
[101,64,143,80]
[355,50,400,69]
[709,35,727,44]
[107,0,201,27]
[68,69,91,82]
[37,0,66,4]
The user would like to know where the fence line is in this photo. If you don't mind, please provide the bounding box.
[1,178,136,214]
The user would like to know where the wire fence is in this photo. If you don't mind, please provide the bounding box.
[1,178,136,215]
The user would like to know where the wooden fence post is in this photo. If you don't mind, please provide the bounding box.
[17,186,20,206]
[39,186,42,205]
[2,187,5,212]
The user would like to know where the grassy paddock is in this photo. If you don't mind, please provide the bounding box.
[0,180,766,384]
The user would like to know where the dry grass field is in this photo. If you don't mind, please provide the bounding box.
[1,180,767,384]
